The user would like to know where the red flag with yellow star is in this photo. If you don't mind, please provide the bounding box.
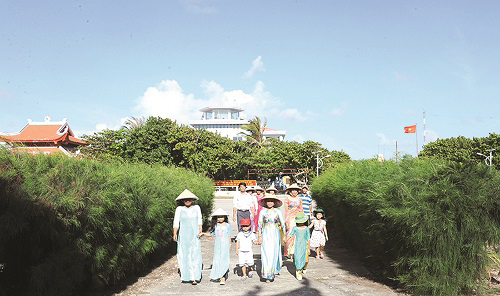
[404,125,416,133]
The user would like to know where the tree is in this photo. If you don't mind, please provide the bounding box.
[239,116,268,149]
[419,133,499,169]
[122,116,146,131]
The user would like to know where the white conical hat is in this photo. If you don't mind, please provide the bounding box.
[175,189,199,201]
[211,207,229,217]
[285,183,301,193]
[254,185,264,192]
[266,185,278,193]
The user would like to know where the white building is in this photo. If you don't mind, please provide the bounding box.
[189,107,286,141]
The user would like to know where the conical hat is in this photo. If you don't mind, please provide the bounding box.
[254,185,264,192]
[175,189,199,201]
[246,186,255,193]
[211,207,229,217]
[266,185,278,193]
[285,183,301,193]
[259,196,283,208]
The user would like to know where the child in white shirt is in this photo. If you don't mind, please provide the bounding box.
[235,218,257,279]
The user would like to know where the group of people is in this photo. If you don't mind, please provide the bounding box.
[172,182,328,286]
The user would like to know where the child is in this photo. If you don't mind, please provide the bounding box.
[209,208,232,285]
[288,212,310,280]
[309,208,328,259]
[235,218,257,280]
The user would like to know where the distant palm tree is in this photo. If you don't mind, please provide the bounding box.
[239,116,268,148]
[122,116,146,131]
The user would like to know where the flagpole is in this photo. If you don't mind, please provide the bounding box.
[395,141,398,163]
[423,111,426,144]
[415,123,418,157]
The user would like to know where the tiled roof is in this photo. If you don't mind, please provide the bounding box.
[0,119,87,146]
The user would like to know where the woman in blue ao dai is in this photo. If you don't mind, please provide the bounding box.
[209,208,232,285]
[173,189,203,285]
[257,196,285,283]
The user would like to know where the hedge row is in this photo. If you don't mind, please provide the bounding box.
[312,158,499,295]
[0,150,214,295]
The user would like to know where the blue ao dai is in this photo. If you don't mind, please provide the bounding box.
[209,222,231,280]
[259,207,285,280]
[173,205,203,282]
[288,226,310,271]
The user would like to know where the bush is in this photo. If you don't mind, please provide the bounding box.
[0,150,213,295]
[312,158,500,295]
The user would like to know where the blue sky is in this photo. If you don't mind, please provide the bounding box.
[1,0,498,160]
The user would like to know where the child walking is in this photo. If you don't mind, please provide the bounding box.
[209,208,232,285]
[309,208,328,259]
[288,212,310,280]
[235,218,257,280]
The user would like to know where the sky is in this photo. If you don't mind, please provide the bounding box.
[1,0,499,160]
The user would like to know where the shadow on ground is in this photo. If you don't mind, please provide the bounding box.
[321,239,400,290]
[243,277,322,296]
[83,245,178,296]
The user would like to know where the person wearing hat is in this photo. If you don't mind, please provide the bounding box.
[299,185,313,221]
[309,208,328,259]
[265,185,284,243]
[173,189,203,285]
[233,182,255,232]
[209,208,232,285]
[235,218,257,280]
[252,185,265,232]
[246,186,256,195]
[283,183,304,259]
[257,195,285,283]
[288,212,311,280]
[265,185,278,195]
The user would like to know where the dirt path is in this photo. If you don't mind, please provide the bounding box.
[110,198,403,296]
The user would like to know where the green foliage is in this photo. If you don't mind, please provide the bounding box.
[0,150,213,295]
[419,133,499,169]
[240,116,268,148]
[312,158,500,295]
[82,116,350,180]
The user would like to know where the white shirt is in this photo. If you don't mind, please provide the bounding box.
[233,191,253,210]
[236,231,256,252]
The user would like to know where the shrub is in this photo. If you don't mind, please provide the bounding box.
[0,150,213,295]
[312,158,500,295]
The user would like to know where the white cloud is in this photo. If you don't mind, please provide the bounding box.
[181,0,217,14]
[243,56,265,78]
[278,108,307,122]
[424,129,439,143]
[376,133,394,146]
[330,102,349,117]
[134,79,287,124]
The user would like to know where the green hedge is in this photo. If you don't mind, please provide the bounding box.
[312,158,499,295]
[0,150,213,295]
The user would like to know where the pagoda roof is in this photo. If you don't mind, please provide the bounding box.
[0,117,87,146]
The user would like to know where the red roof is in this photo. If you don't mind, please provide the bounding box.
[1,120,87,146]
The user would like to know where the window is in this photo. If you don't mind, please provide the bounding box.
[206,112,213,119]
[231,111,239,119]
[214,110,228,119]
